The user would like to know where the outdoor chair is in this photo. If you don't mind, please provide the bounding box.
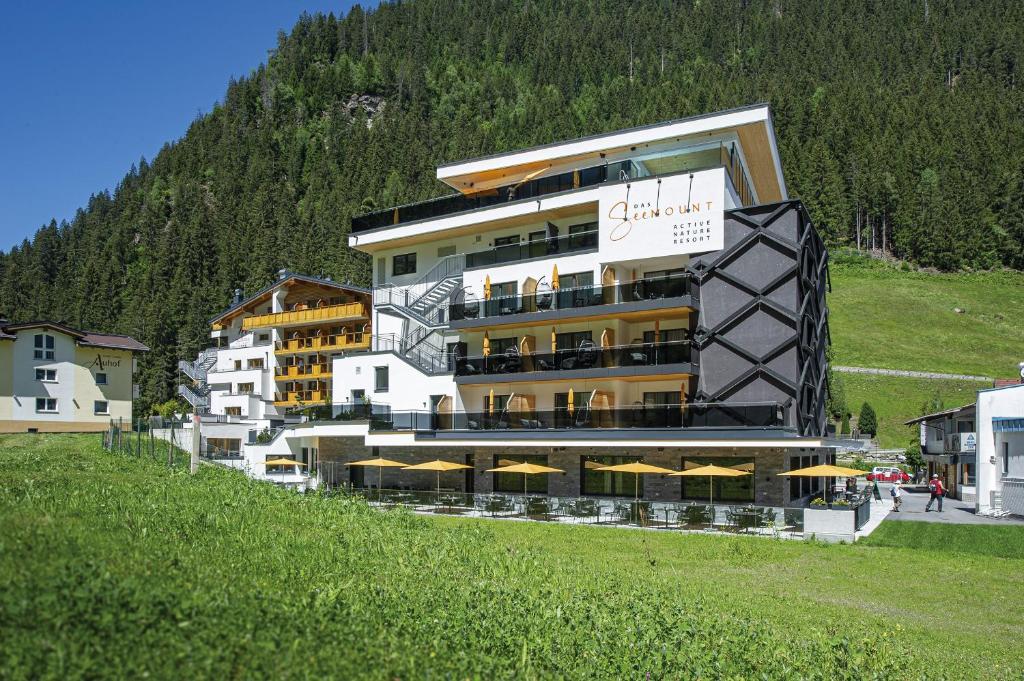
[683,505,712,529]
[577,340,599,369]
[536,356,556,371]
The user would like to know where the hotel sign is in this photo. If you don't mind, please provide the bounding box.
[598,167,725,259]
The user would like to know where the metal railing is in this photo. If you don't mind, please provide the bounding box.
[341,487,803,533]
[450,274,691,322]
[371,334,451,375]
[371,402,786,432]
[455,340,691,378]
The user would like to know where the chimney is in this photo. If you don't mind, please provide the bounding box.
[233,289,243,305]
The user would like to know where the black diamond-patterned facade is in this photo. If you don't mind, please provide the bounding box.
[689,201,830,436]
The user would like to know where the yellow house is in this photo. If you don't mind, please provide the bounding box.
[0,320,148,433]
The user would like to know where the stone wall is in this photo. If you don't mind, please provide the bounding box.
[317,437,827,507]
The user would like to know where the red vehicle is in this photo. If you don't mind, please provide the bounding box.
[866,466,910,483]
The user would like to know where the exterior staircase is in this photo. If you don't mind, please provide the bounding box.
[178,347,218,413]
[373,254,464,373]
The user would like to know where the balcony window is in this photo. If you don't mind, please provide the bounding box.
[643,391,682,406]
[483,393,510,413]
[464,225,599,269]
[681,456,755,502]
[556,331,593,352]
[493,454,549,493]
[568,221,598,250]
[393,253,417,276]
[642,328,688,344]
[582,455,642,497]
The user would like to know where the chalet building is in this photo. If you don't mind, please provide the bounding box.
[185,104,835,505]
[0,320,147,433]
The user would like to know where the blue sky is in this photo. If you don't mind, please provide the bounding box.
[0,1,360,252]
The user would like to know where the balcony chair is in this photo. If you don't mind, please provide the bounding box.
[628,342,649,365]
[535,355,556,371]
[535,291,553,311]
[497,347,522,374]
[576,340,599,369]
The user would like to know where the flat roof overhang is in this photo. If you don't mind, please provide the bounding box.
[455,363,694,386]
[437,104,786,204]
[363,429,828,449]
[450,296,696,332]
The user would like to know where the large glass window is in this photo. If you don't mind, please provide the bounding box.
[392,252,417,276]
[582,455,642,497]
[643,328,688,344]
[374,366,389,392]
[491,281,517,299]
[567,221,598,250]
[962,463,976,486]
[489,336,518,355]
[555,331,592,351]
[493,454,549,493]
[680,456,755,502]
[643,391,681,406]
[483,393,510,413]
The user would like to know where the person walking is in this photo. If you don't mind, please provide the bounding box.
[890,479,903,512]
[925,473,944,512]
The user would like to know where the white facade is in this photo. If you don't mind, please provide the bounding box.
[975,384,1024,516]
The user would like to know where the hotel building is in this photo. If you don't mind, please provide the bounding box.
[0,320,148,433]
[190,104,835,505]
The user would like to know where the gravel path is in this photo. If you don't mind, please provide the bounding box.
[833,366,993,382]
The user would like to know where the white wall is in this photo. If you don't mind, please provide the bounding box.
[976,384,1024,513]
[332,352,457,412]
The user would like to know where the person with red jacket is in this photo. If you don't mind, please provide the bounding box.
[925,473,945,512]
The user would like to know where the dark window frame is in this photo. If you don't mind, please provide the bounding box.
[392,252,417,276]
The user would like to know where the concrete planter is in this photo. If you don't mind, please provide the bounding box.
[803,507,856,543]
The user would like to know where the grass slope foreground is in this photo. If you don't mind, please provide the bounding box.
[2,435,1024,679]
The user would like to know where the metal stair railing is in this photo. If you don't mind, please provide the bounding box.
[178,383,210,410]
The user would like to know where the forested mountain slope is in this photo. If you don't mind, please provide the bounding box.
[2,0,1022,413]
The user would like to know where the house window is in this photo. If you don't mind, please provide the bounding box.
[95,372,107,385]
[35,398,58,413]
[237,383,255,394]
[374,366,389,392]
[491,281,517,299]
[35,368,57,382]
[225,407,242,416]
[489,336,518,355]
[643,328,688,344]
[493,454,548,493]
[582,455,642,497]
[567,221,598,250]
[482,393,510,413]
[962,463,976,486]
[680,456,755,502]
[258,333,270,342]
[234,360,242,370]
[437,245,456,258]
[247,358,264,370]
[393,253,417,276]
[94,401,109,415]
[555,331,592,351]
[493,234,520,248]
[34,334,55,360]
[643,391,681,406]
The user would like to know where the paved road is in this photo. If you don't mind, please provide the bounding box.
[877,483,1024,525]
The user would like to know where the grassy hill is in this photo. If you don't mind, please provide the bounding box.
[2,434,1023,679]
[826,256,1022,447]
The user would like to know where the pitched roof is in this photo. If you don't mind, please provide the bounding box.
[0,321,148,352]
[903,403,975,426]
[209,271,371,325]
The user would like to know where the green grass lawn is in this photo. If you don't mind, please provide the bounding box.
[828,258,1024,378]
[841,373,989,448]
[2,434,1024,679]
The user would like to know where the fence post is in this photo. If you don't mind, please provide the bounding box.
[167,421,175,467]
[136,418,142,457]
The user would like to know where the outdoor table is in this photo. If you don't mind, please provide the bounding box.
[732,508,763,532]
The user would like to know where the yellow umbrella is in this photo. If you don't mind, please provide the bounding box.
[403,459,473,499]
[486,461,564,497]
[483,331,490,357]
[484,275,492,300]
[265,457,306,467]
[551,264,560,290]
[550,326,557,352]
[567,388,575,416]
[346,456,407,495]
[778,464,867,504]
[670,464,752,509]
[595,461,674,500]
[488,388,495,415]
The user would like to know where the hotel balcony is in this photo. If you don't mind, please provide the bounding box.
[273,363,332,381]
[463,226,598,270]
[273,389,332,407]
[449,274,694,331]
[351,142,754,233]
[370,402,786,433]
[242,302,368,331]
[274,331,370,355]
[454,340,693,385]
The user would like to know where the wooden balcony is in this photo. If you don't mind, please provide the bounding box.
[242,302,368,331]
[273,389,331,407]
[274,332,370,355]
[273,364,333,381]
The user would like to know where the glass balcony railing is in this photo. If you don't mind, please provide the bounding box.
[464,229,598,269]
[450,274,691,323]
[369,402,787,432]
[455,340,692,378]
[351,161,635,233]
[351,141,757,233]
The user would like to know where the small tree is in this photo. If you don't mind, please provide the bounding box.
[152,398,183,420]
[858,402,878,437]
[840,412,851,435]
[904,444,924,473]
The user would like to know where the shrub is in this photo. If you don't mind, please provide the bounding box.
[858,402,878,437]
